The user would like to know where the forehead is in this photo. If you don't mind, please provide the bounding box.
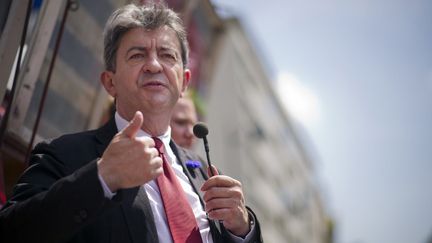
[173,99,197,116]
[118,26,181,52]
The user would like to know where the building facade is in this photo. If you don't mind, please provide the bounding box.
[202,17,330,243]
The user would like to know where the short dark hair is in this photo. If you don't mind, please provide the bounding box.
[103,3,189,72]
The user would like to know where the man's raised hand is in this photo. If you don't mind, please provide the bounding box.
[97,111,163,192]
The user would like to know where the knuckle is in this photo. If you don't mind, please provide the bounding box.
[231,188,243,199]
[204,191,215,202]
[211,209,221,218]
[233,179,242,187]
[144,137,155,146]
[229,198,238,207]
[154,157,163,165]
[156,168,163,176]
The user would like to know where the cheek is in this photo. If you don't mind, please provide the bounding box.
[114,71,138,90]
[180,126,188,133]
[162,64,182,86]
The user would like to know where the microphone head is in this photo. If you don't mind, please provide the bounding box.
[193,122,209,138]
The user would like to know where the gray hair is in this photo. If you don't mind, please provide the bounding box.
[103,3,189,71]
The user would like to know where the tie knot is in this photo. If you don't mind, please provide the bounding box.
[152,137,164,155]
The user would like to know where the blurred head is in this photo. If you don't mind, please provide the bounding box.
[100,3,191,123]
[170,96,198,149]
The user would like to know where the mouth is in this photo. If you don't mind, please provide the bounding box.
[142,81,166,88]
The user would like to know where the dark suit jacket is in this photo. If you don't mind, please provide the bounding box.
[0,118,263,243]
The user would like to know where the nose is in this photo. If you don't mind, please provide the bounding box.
[142,54,163,73]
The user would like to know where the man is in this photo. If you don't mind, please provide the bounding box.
[171,95,198,149]
[0,3,262,243]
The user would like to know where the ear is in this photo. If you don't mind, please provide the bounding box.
[180,69,191,97]
[100,71,117,97]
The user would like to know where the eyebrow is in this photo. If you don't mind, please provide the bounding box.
[159,45,180,58]
[125,46,179,56]
[125,46,146,56]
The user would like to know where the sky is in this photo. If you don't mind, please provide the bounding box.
[211,1,432,243]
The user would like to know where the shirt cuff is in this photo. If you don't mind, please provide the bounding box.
[226,214,257,243]
[98,173,117,199]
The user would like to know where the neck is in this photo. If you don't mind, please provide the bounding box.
[140,112,171,136]
[118,109,172,137]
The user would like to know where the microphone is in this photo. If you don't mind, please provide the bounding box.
[193,122,215,176]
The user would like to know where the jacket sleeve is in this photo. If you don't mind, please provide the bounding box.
[0,141,120,243]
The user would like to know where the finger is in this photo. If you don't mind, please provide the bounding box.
[136,136,156,149]
[143,147,159,161]
[205,198,237,212]
[122,111,143,138]
[207,165,219,177]
[203,186,243,202]
[201,175,241,191]
[149,157,164,177]
[207,208,234,221]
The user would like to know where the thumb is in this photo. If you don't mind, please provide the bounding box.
[207,165,219,177]
[122,111,143,138]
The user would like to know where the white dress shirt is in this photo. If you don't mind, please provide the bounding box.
[98,112,254,243]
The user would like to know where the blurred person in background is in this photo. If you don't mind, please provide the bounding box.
[170,94,198,149]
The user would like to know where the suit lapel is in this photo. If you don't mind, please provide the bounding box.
[170,141,207,206]
[94,117,117,157]
[119,187,158,243]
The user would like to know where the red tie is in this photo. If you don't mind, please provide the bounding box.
[153,137,203,243]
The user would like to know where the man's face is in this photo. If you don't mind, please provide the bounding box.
[101,26,190,120]
[170,98,198,149]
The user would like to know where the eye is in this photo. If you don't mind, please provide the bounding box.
[130,53,145,60]
[160,50,178,61]
[162,53,176,60]
[173,118,189,126]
